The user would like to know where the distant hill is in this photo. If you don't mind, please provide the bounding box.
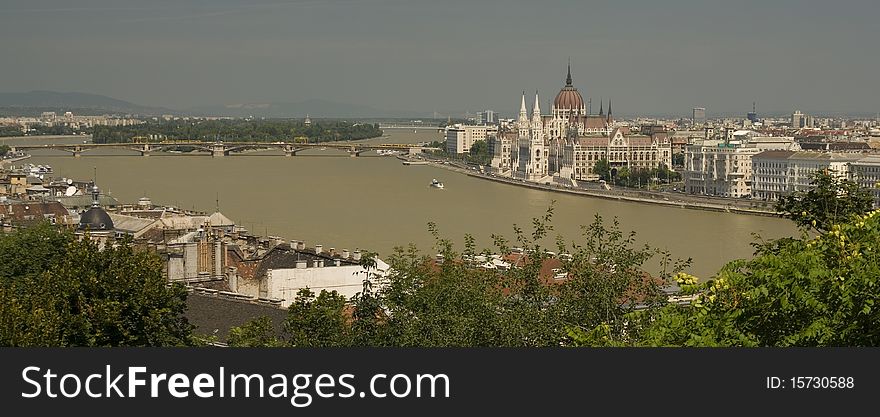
[189,99,427,119]
[0,91,430,119]
[0,91,179,116]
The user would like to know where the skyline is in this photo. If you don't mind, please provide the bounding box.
[2,0,879,116]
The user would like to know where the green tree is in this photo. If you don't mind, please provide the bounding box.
[672,153,685,167]
[283,288,348,347]
[0,144,10,156]
[232,205,687,347]
[0,226,194,346]
[468,139,491,165]
[776,170,874,233]
[593,158,610,180]
[227,316,283,347]
[619,209,880,347]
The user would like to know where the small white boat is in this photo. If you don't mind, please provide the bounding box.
[430,178,444,189]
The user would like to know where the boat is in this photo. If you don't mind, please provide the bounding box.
[402,160,428,166]
[430,179,444,189]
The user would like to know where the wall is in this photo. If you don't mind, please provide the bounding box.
[266,265,370,307]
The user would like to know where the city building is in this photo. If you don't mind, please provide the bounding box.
[693,107,706,125]
[684,136,799,197]
[490,64,671,183]
[850,155,880,208]
[747,102,759,123]
[445,124,497,155]
[752,151,857,201]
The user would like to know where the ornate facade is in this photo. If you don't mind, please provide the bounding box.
[491,65,671,183]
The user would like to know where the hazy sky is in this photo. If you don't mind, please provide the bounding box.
[3,0,879,116]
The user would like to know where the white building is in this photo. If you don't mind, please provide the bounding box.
[850,155,880,208]
[445,124,497,155]
[265,257,390,307]
[684,136,799,197]
[752,151,857,201]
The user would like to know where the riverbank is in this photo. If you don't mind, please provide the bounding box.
[401,155,778,217]
[0,154,31,166]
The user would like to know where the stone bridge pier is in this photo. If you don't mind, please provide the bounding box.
[283,145,306,156]
[211,143,227,157]
[348,146,369,157]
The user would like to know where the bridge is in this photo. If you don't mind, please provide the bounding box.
[9,142,441,158]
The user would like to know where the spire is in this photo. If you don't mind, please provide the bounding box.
[607,99,613,120]
[599,98,604,116]
[518,91,528,123]
[565,59,572,87]
[532,90,541,117]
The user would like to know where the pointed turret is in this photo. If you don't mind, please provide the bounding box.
[607,99,613,122]
[533,90,541,116]
[531,90,542,129]
[599,98,604,116]
[518,91,528,124]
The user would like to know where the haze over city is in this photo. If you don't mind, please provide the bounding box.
[3,0,878,117]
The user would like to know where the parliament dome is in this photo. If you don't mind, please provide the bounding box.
[553,65,584,110]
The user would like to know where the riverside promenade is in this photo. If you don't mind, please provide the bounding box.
[400,155,778,217]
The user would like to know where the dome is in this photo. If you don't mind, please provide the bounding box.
[79,206,114,231]
[553,65,584,110]
[554,87,584,110]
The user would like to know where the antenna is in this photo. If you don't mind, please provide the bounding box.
[216,192,220,213]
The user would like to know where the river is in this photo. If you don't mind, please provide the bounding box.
[17,128,797,278]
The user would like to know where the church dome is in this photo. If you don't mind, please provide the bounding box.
[553,65,584,110]
[79,206,114,231]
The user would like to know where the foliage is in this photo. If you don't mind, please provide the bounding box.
[572,177,880,347]
[0,225,194,346]
[467,139,491,165]
[672,152,685,167]
[0,144,10,156]
[616,209,880,347]
[90,119,382,144]
[776,170,874,233]
[235,205,688,347]
[227,316,283,347]
[283,288,348,347]
[593,158,611,180]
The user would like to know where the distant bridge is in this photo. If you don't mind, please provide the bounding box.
[10,142,441,158]
[378,124,442,130]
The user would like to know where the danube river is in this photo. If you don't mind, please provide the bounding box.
[17,128,797,278]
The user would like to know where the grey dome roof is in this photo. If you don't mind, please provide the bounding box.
[79,206,114,231]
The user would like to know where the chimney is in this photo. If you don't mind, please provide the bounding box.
[295,241,305,250]
[342,249,350,259]
[315,244,323,254]
[315,259,324,268]
[329,247,336,257]
[334,260,342,266]
[295,261,307,269]
[352,250,361,261]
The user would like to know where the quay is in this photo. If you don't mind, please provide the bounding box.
[404,155,778,217]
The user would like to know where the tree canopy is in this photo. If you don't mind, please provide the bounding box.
[90,119,382,144]
[0,225,194,346]
[775,170,874,233]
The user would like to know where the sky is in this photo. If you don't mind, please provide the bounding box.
[2,0,879,117]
